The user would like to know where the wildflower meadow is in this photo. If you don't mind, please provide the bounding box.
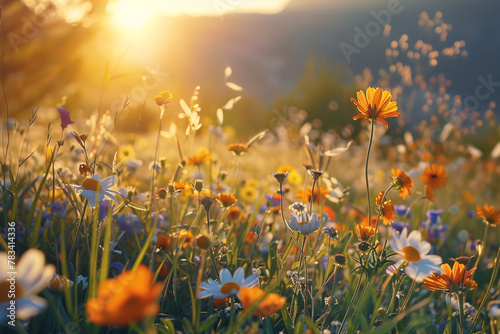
[2,1,500,333]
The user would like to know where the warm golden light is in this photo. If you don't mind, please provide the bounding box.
[110,0,156,30]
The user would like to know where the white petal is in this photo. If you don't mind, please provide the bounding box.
[417,241,431,255]
[15,296,48,320]
[23,264,55,296]
[100,175,118,190]
[407,230,422,245]
[81,190,97,208]
[232,267,245,285]
[219,268,232,284]
[323,140,354,156]
[0,253,8,281]
[17,249,46,291]
[242,274,258,288]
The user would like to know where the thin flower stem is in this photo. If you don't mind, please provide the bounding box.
[457,292,465,334]
[339,274,363,333]
[471,224,489,280]
[471,246,500,330]
[402,195,426,228]
[279,183,304,257]
[309,179,317,214]
[400,279,416,312]
[365,122,375,232]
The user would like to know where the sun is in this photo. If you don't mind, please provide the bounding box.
[110,0,156,30]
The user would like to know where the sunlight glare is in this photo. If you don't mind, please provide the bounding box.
[111,0,156,30]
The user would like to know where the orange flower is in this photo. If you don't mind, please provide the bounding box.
[476,204,500,226]
[226,206,243,221]
[238,286,286,318]
[174,180,188,191]
[421,164,448,190]
[375,191,384,206]
[296,187,329,204]
[86,265,162,327]
[179,230,194,247]
[277,165,295,173]
[423,262,477,293]
[380,200,395,225]
[351,87,399,129]
[188,150,210,166]
[391,168,413,199]
[228,143,249,156]
[355,224,375,241]
[216,193,238,207]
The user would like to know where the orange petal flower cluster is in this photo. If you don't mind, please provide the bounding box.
[423,262,477,293]
[86,265,162,327]
[188,150,211,166]
[420,164,448,201]
[228,143,249,156]
[238,287,286,318]
[351,87,399,129]
[391,168,413,200]
[476,204,500,226]
[355,224,375,242]
[216,193,238,207]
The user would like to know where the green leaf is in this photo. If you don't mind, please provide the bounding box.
[160,318,175,334]
[303,317,320,334]
[267,241,279,277]
[197,314,218,332]
[182,317,194,333]
[331,232,352,255]
[281,305,293,334]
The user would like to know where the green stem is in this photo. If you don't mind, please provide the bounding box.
[339,274,363,333]
[400,279,416,312]
[457,293,465,334]
[471,224,489,280]
[365,122,375,232]
[470,246,500,331]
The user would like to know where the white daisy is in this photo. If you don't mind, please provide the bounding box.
[73,174,120,208]
[390,228,442,282]
[288,212,321,235]
[198,267,258,299]
[0,249,55,321]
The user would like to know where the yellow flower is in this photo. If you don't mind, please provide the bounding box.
[351,87,399,129]
[117,144,135,162]
[86,265,162,327]
[288,170,303,186]
[153,91,173,106]
[238,286,286,318]
[239,186,258,204]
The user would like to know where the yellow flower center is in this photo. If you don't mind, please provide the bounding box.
[402,246,421,263]
[220,282,240,295]
[298,221,310,225]
[82,178,101,192]
[0,280,24,303]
